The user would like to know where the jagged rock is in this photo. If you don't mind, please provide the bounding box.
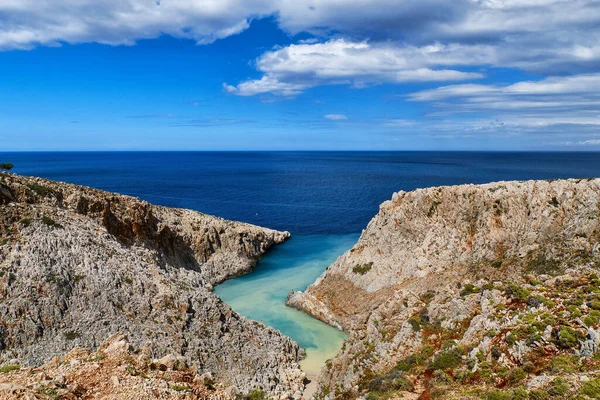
[0,173,300,398]
[578,328,599,358]
[289,178,600,395]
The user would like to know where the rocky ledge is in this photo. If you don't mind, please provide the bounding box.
[0,173,304,399]
[288,178,600,399]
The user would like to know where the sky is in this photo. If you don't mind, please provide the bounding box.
[0,0,599,151]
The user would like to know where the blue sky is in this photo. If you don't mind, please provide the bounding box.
[1,1,599,151]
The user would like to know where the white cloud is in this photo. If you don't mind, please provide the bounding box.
[1,0,598,76]
[0,0,276,50]
[276,0,600,75]
[2,0,600,106]
[225,39,486,96]
[547,138,600,147]
[324,114,347,120]
[407,74,600,131]
[223,78,309,97]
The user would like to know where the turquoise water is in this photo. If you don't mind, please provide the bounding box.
[10,152,600,374]
[214,234,359,375]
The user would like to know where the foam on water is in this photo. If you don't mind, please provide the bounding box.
[214,234,358,375]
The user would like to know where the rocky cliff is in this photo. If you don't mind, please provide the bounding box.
[288,178,600,399]
[0,173,304,399]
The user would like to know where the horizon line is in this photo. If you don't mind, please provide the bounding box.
[3,149,600,153]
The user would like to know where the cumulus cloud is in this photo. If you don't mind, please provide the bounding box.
[277,0,600,74]
[223,0,599,96]
[225,39,486,96]
[324,114,348,120]
[0,0,275,50]
[2,0,600,102]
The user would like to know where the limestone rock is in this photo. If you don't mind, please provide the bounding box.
[291,178,600,395]
[0,173,300,397]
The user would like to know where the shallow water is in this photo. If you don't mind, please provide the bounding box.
[8,151,600,375]
[214,234,359,375]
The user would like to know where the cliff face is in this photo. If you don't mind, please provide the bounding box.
[288,179,600,398]
[0,173,303,398]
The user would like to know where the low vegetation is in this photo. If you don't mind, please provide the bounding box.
[27,182,56,197]
[42,215,63,229]
[346,271,600,400]
[0,365,19,373]
[353,262,373,275]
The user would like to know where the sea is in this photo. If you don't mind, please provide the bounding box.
[3,151,600,374]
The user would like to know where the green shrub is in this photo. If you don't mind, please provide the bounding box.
[395,355,419,372]
[0,163,13,172]
[492,199,503,216]
[27,183,56,197]
[442,340,457,350]
[460,284,481,297]
[552,326,584,349]
[368,371,413,393]
[590,301,600,311]
[584,314,599,327]
[64,330,81,340]
[567,305,582,318]
[203,377,216,390]
[581,378,600,398]
[171,384,189,392]
[550,354,579,373]
[353,262,373,275]
[526,252,561,275]
[429,348,463,371]
[40,387,59,398]
[505,284,530,302]
[0,365,19,373]
[19,218,32,227]
[508,367,527,383]
[427,201,441,217]
[529,389,549,400]
[407,317,421,332]
[505,332,517,346]
[548,377,569,397]
[512,387,529,400]
[42,216,63,229]
[483,389,512,400]
[245,390,266,400]
[394,345,434,373]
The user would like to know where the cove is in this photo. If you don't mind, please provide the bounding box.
[214,233,359,375]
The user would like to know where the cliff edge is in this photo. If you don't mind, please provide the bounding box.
[0,173,303,398]
[288,178,600,399]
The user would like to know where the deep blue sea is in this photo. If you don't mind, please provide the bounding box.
[3,151,600,373]
[3,151,600,235]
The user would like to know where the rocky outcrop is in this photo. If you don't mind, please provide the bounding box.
[288,178,600,398]
[0,173,303,398]
[0,334,232,399]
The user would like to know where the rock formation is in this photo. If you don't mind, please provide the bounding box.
[0,173,304,399]
[288,178,600,399]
